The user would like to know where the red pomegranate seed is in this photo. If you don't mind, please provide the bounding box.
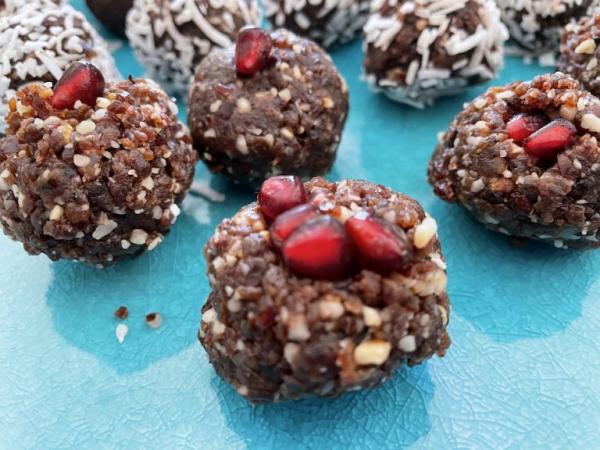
[235,28,273,76]
[506,113,547,143]
[51,61,105,110]
[258,176,307,222]
[282,216,353,279]
[270,203,320,249]
[524,118,577,158]
[345,213,412,273]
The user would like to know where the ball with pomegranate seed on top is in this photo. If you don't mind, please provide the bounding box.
[86,0,133,36]
[0,2,120,132]
[362,0,508,108]
[558,15,600,97]
[263,0,371,48]
[0,62,197,267]
[200,176,451,403]
[126,0,260,96]
[428,72,600,249]
[497,0,598,56]
[188,28,349,186]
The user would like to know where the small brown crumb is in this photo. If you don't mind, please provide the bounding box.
[114,305,129,320]
[128,74,135,83]
[145,312,162,329]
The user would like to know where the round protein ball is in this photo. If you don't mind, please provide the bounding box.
[188,29,349,186]
[558,15,600,97]
[363,0,508,108]
[0,3,120,132]
[497,0,596,54]
[428,72,600,249]
[0,65,197,266]
[263,0,371,48]
[126,0,260,96]
[200,176,451,403]
[86,0,133,36]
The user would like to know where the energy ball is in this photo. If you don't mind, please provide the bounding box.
[188,29,349,186]
[497,0,596,54]
[363,0,508,108]
[0,63,197,266]
[558,15,600,97]
[263,0,371,48]
[126,0,260,96]
[86,0,134,36]
[200,176,451,403]
[428,72,600,249]
[0,3,120,132]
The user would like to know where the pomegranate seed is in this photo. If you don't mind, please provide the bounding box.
[235,28,273,76]
[346,213,412,273]
[258,176,307,222]
[270,203,320,249]
[506,113,547,143]
[282,216,353,279]
[524,118,577,158]
[51,61,105,110]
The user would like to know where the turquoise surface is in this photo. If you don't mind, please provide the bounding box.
[1,2,599,449]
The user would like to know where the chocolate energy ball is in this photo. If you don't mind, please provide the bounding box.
[0,63,197,266]
[86,0,133,36]
[558,15,600,97]
[126,0,260,96]
[428,72,600,249]
[263,0,371,48]
[188,29,349,186]
[497,0,596,54]
[0,3,120,132]
[200,176,451,403]
[363,0,508,108]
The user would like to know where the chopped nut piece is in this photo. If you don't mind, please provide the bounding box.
[145,312,162,329]
[114,306,129,320]
[354,340,391,366]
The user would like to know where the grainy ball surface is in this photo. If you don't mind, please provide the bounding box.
[363,0,507,108]
[200,177,451,403]
[0,0,63,13]
[0,3,120,132]
[126,0,260,96]
[86,0,134,36]
[429,72,600,249]
[0,79,197,266]
[497,0,596,54]
[188,29,349,186]
[559,15,600,97]
[264,0,371,48]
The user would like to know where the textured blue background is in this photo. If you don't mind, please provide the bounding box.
[1,1,599,449]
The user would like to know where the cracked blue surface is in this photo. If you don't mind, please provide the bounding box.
[1,1,600,449]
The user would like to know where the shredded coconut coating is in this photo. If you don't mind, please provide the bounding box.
[497,0,596,54]
[429,72,600,249]
[0,79,197,266]
[126,0,260,96]
[0,3,120,132]
[363,0,508,108]
[200,177,451,403]
[264,0,371,48]
[188,29,349,185]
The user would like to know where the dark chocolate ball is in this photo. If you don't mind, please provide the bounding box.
[86,0,133,36]
[429,73,600,249]
[0,79,197,266]
[126,0,260,95]
[264,0,371,48]
[200,177,451,403]
[188,29,349,186]
[363,0,508,108]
